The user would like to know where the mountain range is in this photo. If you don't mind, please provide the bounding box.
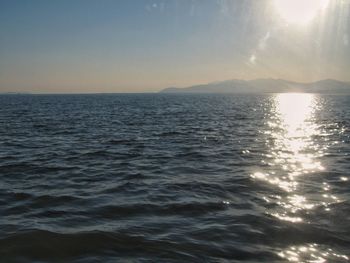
[160,79,350,94]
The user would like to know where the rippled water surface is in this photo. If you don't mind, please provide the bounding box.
[0,93,349,262]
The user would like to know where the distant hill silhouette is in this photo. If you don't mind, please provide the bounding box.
[160,79,350,94]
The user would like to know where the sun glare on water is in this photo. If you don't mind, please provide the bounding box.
[250,93,348,261]
[273,0,329,25]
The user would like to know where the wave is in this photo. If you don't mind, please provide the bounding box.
[0,229,276,262]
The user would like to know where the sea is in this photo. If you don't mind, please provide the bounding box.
[0,93,349,262]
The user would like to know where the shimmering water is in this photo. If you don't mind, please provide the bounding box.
[0,93,349,262]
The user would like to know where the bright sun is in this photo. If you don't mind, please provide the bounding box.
[273,0,329,25]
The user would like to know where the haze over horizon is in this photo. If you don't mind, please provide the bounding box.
[1,0,349,93]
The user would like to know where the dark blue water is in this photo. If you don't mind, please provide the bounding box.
[0,93,349,262]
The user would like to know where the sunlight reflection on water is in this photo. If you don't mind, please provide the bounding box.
[250,93,348,262]
[278,244,349,262]
[252,93,333,219]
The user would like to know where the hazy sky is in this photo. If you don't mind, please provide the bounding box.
[0,0,349,93]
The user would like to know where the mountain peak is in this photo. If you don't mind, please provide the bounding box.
[160,79,350,94]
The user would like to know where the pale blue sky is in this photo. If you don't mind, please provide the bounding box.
[0,0,349,93]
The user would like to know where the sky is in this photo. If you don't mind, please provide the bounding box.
[0,0,349,93]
